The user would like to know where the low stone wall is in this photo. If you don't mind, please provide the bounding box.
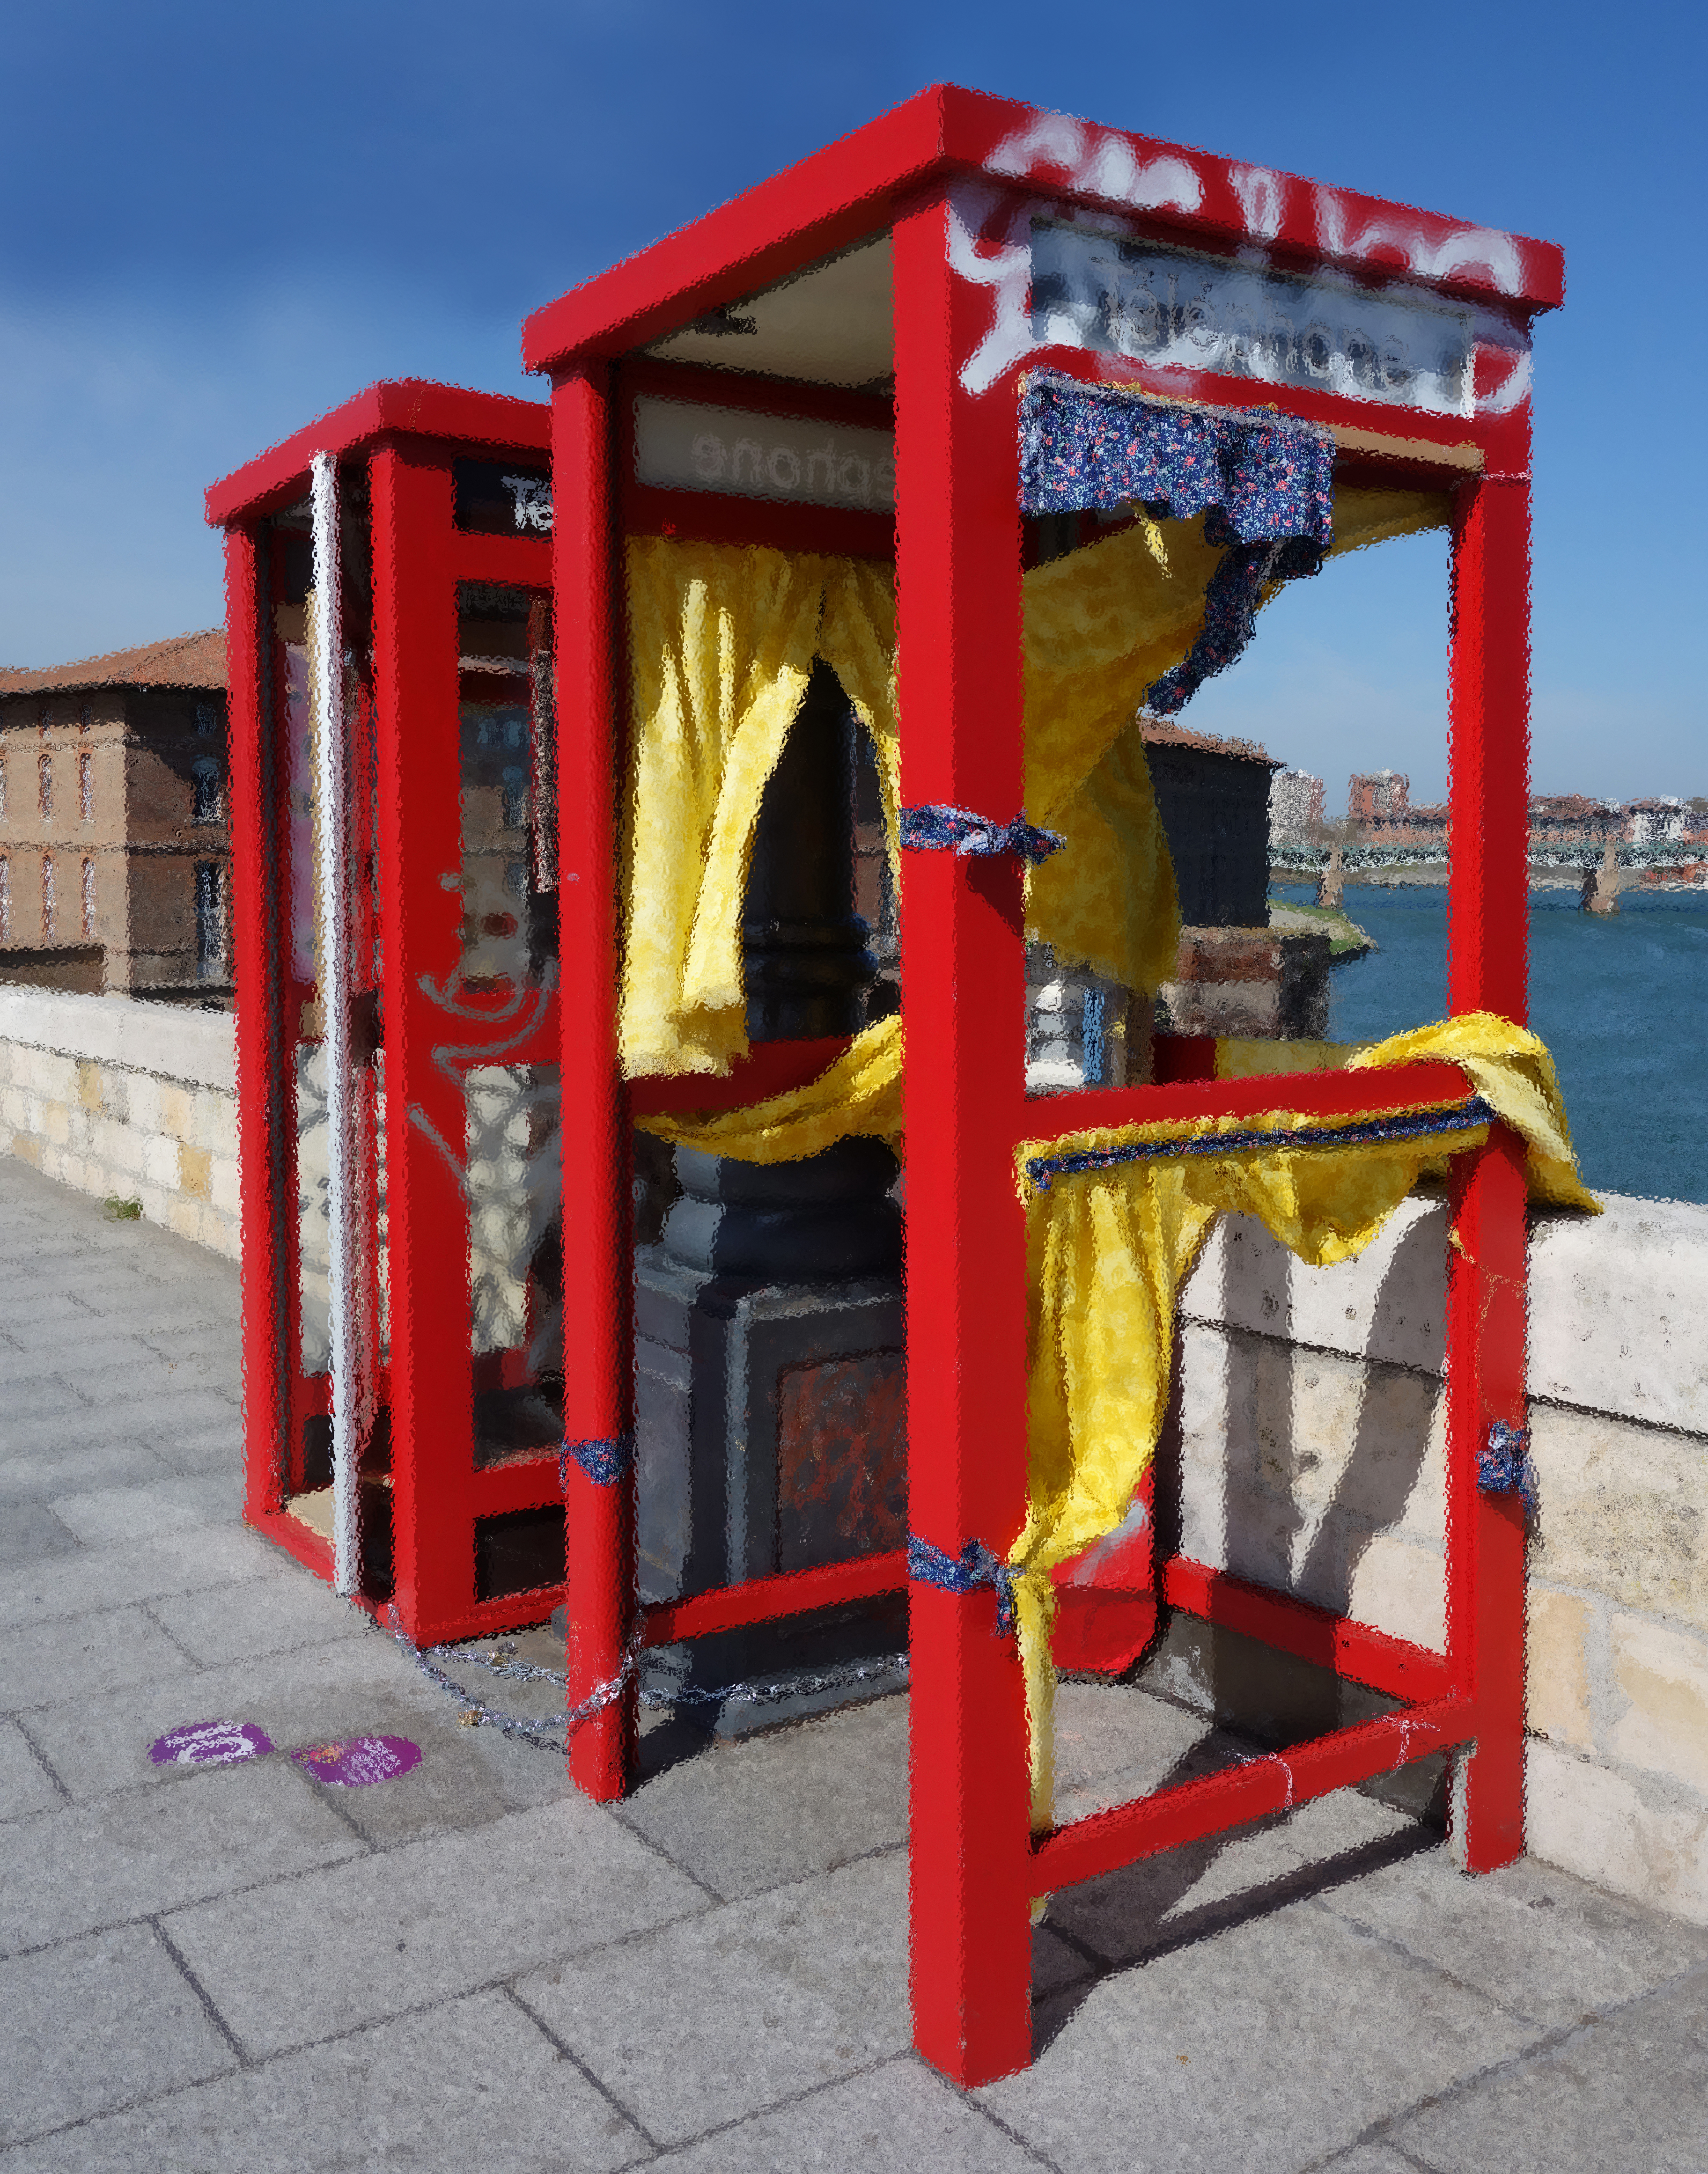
[0,986,238,1259]
[1171,1190,1708,1924]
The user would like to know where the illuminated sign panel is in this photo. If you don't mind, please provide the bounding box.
[633,397,895,511]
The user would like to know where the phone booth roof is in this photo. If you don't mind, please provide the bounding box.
[522,82,1561,405]
[206,379,549,528]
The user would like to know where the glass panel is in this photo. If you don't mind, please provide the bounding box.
[455,584,561,1464]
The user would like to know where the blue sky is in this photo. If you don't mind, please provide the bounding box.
[2,0,1700,809]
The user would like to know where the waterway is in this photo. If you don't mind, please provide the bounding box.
[1271,882,1708,1204]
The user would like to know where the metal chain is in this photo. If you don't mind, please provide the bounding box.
[390,1622,907,1753]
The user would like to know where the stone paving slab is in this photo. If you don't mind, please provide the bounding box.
[0,1989,649,2174]
[0,1393,243,1464]
[1,1601,204,1710]
[1313,1836,1708,2029]
[644,2056,1052,2173]
[0,1526,290,1632]
[979,1902,1546,2174]
[611,1693,909,1901]
[46,1475,238,1549]
[0,1441,180,1506]
[0,1335,164,1388]
[0,1504,81,1568]
[0,1759,364,1953]
[0,1717,65,1822]
[145,1575,375,1670]
[163,1798,711,2060]
[1389,1965,1708,2173]
[515,1852,913,2146]
[0,1924,237,2149]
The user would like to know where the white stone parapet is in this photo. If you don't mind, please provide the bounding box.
[1177,1193,1708,1926]
[0,985,237,1258]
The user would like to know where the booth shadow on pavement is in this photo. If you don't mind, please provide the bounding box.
[3,1151,1707,2173]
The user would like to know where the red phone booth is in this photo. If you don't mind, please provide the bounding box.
[209,382,569,1645]
[528,84,1562,2083]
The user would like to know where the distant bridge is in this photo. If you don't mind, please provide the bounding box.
[1270,842,1706,880]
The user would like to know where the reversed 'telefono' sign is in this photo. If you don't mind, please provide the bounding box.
[633,396,895,514]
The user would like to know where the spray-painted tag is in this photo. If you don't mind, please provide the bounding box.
[150,1720,274,1768]
[289,1735,422,1786]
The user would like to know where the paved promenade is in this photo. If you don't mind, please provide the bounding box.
[2,1151,1705,2172]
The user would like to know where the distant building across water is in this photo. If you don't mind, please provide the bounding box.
[1268,767,1325,846]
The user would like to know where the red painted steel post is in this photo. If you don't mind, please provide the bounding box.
[552,363,638,1801]
[893,191,1037,2086]
[370,447,472,1641]
[1445,459,1533,1872]
[224,524,289,1534]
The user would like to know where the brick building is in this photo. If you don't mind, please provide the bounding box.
[1347,768,1450,850]
[1528,793,1623,846]
[0,631,230,1001]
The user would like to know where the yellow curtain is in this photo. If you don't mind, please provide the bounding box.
[622,485,1449,1086]
[621,540,905,1082]
[639,1013,905,1161]
[1021,485,1452,992]
[621,537,825,1079]
[819,557,901,868]
[1010,1011,1598,1832]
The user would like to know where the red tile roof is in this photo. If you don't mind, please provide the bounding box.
[0,629,226,697]
[1138,713,1274,764]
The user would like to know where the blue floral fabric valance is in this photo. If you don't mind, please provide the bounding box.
[1019,372,1337,714]
[1018,372,1335,548]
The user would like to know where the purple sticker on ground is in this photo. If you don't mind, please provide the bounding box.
[150,1720,274,1767]
[290,1735,422,1787]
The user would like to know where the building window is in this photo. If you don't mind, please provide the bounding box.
[38,751,52,820]
[0,859,9,941]
[191,757,221,825]
[41,853,54,940]
[195,700,219,738]
[79,750,94,823]
[81,857,96,939]
[79,703,91,734]
[195,861,222,981]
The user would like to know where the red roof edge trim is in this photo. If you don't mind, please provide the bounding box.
[523,83,1562,380]
[206,379,549,529]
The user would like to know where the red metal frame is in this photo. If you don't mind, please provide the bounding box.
[211,386,570,1645]
[529,85,1554,2086]
[554,85,1551,2086]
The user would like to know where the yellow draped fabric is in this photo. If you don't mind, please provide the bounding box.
[620,541,902,1081]
[621,488,1450,1084]
[624,485,1449,1119]
[1020,487,1451,992]
[619,484,1495,1835]
[1010,1011,1597,1828]
[639,1014,905,1161]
